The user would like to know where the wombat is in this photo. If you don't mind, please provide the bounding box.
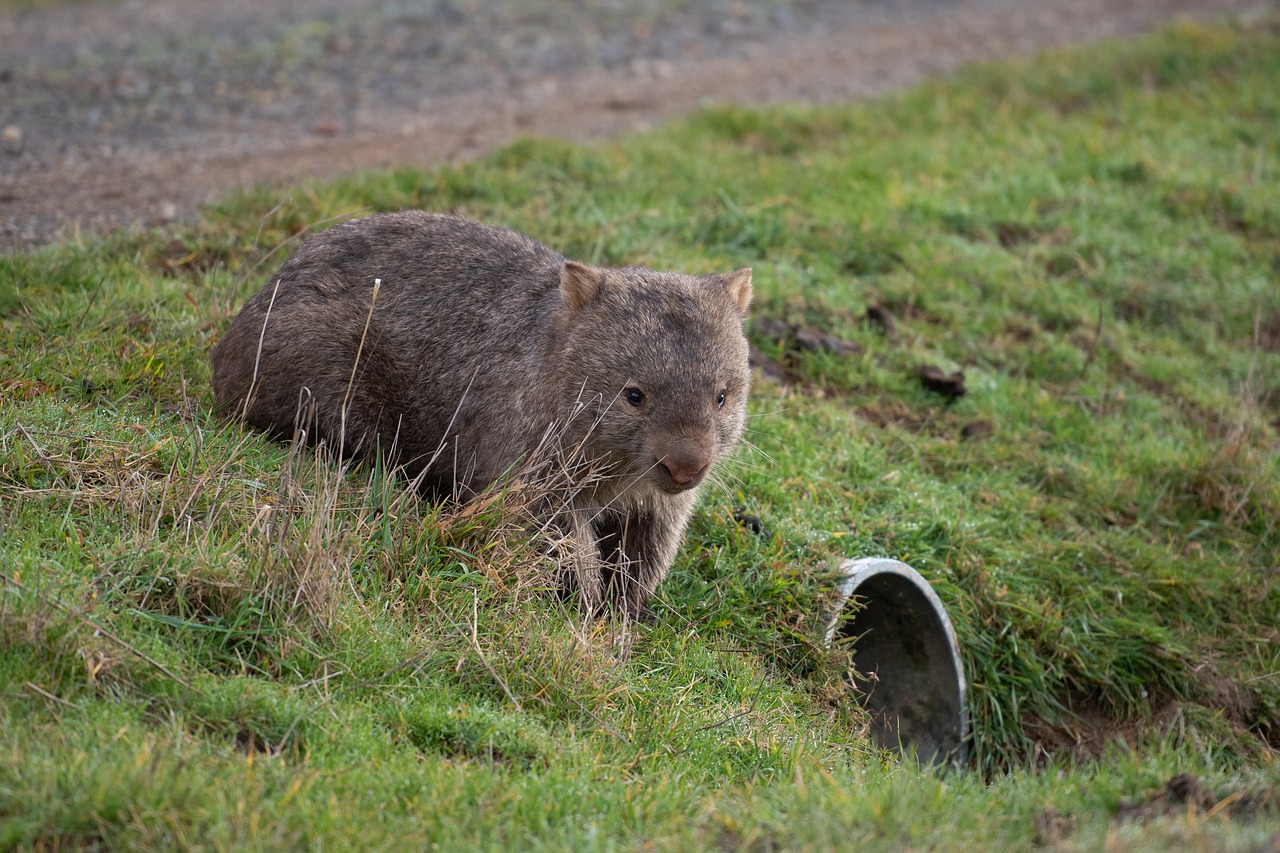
[211,211,752,619]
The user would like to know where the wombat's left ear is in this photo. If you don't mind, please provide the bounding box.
[561,261,604,312]
[720,268,753,317]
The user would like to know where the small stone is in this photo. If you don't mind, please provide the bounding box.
[2,125,22,144]
[959,419,994,441]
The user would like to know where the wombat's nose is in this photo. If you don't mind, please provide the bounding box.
[658,456,708,489]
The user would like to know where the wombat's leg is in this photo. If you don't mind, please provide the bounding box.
[596,503,690,622]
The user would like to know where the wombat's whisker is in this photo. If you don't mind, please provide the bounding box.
[734,437,775,467]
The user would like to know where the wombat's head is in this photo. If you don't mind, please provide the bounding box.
[556,260,752,497]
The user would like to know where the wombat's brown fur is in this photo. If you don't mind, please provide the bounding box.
[211,211,752,618]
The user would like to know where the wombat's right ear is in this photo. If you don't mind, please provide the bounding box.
[560,261,604,312]
[721,268,753,317]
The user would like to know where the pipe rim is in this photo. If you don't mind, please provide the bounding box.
[825,557,968,765]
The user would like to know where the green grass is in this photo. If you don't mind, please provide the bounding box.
[3,16,1280,851]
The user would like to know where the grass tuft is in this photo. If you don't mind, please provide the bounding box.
[3,15,1280,849]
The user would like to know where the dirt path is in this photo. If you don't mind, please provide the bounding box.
[0,0,1271,249]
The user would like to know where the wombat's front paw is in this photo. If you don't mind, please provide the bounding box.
[633,604,658,625]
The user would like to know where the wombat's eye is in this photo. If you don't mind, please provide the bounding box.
[625,387,645,407]
[716,390,727,408]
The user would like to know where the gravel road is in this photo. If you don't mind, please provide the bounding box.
[0,0,1271,248]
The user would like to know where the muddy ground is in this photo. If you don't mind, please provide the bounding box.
[0,0,1272,248]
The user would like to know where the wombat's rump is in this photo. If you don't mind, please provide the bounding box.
[211,211,752,618]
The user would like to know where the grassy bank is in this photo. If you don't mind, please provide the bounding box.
[3,16,1279,851]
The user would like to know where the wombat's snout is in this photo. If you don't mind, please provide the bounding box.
[655,448,711,492]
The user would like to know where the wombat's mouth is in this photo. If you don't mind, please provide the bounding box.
[651,465,708,494]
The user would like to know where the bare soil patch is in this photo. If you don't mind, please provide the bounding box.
[0,0,1270,248]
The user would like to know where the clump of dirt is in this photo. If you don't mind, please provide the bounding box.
[1120,773,1280,824]
[856,400,936,434]
[731,506,771,539]
[754,316,862,359]
[1022,659,1280,771]
[1022,692,1153,763]
[749,315,863,388]
[1195,662,1280,750]
[959,418,995,440]
[919,365,967,400]
[1115,773,1219,822]
[1035,775,1277,846]
[863,304,897,336]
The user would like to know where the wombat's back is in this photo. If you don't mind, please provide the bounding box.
[211,212,566,490]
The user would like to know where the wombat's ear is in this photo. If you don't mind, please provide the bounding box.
[720,268,753,317]
[560,261,604,312]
